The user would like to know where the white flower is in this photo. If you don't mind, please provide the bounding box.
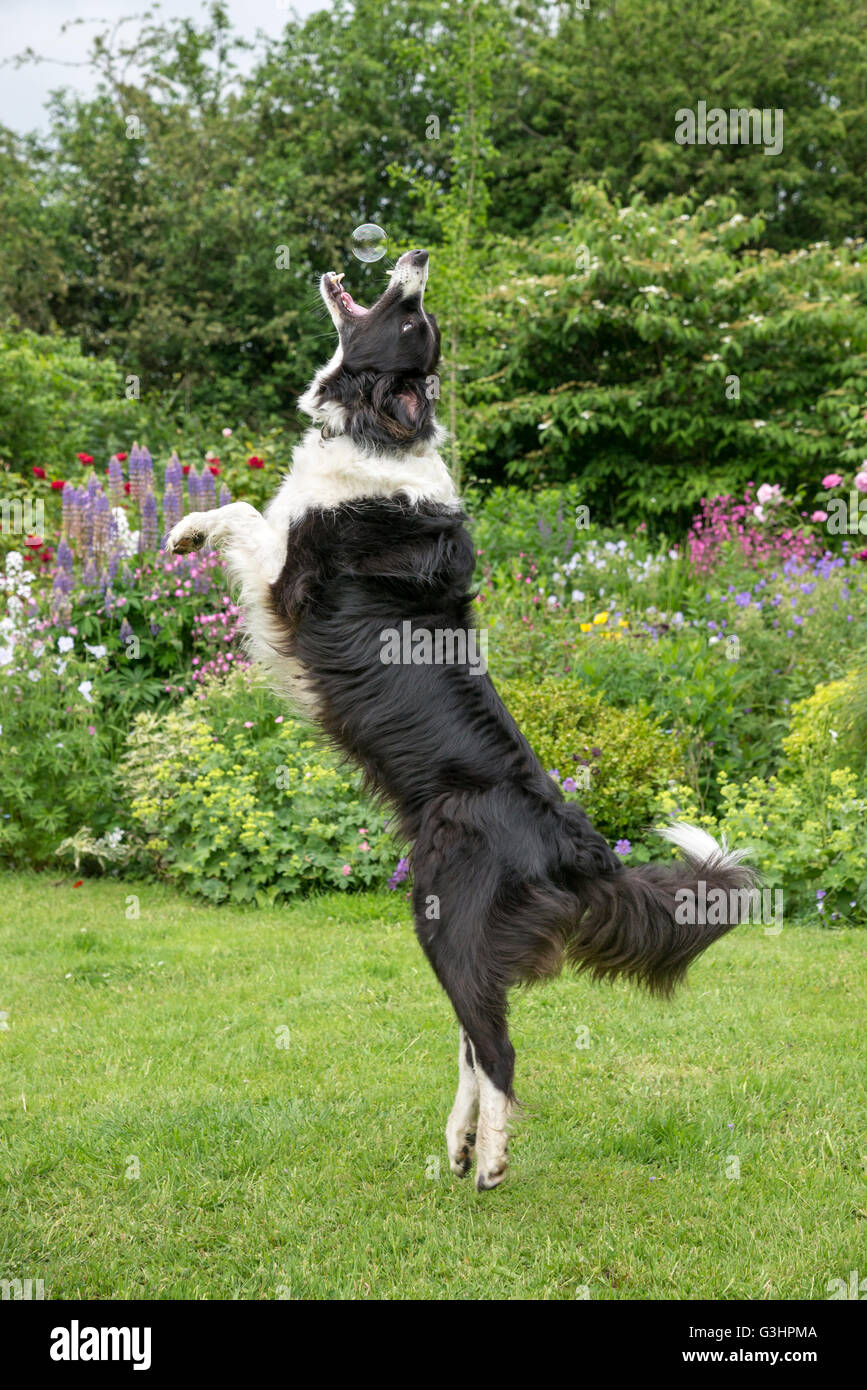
[580,410,593,420]
[78,680,94,703]
[571,589,585,603]
[85,643,107,659]
[27,669,42,682]
[57,635,74,653]
[752,420,767,429]
[0,646,14,667]
[638,285,666,295]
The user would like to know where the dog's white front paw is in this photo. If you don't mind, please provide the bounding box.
[165,513,208,555]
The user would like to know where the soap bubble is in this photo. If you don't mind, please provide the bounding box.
[350,223,388,263]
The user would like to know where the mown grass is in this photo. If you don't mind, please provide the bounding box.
[1,873,864,1300]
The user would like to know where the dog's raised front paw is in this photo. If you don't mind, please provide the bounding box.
[165,515,207,555]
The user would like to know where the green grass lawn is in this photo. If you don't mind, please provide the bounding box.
[1,872,864,1300]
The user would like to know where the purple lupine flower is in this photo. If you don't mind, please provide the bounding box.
[165,451,183,491]
[187,465,201,509]
[140,491,159,553]
[91,490,111,560]
[199,467,216,510]
[61,482,76,538]
[107,455,124,507]
[139,446,154,497]
[219,483,233,507]
[82,558,99,587]
[163,483,182,537]
[128,443,141,500]
[119,617,134,646]
[56,538,74,573]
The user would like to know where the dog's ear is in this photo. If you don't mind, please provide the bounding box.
[352,374,436,448]
[390,381,436,436]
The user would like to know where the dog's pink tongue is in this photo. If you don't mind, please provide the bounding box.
[341,289,368,316]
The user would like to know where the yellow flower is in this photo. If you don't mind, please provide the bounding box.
[579,622,592,633]
[593,611,609,625]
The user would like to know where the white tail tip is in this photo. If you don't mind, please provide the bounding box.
[657,820,751,869]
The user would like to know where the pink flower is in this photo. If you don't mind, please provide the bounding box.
[243,720,253,727]
[342,864,351,877]
[756,483,782,506]
[360,841,370,852]
[854,472,867,493]
[222,427,233,437]
[822,473,844,488]
[810,509,828,522]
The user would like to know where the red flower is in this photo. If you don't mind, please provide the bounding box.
[24,534,43,549]
[116,452,128,461]
[50,479,66,491]
[856,549,867,562]
[247,455,265,469]
[208,464,221,476]
[123,482,131,494]
[76,453,94,465]
[73,880,83,888]
[182,465,191,475]
[32,466,46,479]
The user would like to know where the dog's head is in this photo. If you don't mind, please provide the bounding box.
[298,248,442,450]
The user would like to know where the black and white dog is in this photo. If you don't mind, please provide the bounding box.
[167,249,755,1191]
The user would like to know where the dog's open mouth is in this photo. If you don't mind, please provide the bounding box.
[325,271,369,319]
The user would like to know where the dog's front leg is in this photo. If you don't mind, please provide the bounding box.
[166,501,275,566]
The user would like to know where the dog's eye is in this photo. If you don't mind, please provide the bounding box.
[401,320,415,333]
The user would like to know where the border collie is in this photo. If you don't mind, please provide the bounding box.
[167,249,756,1191]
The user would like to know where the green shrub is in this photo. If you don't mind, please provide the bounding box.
[497,675,686,842]
[783,670,867,784]
[651,769,866,926]
[0,650,119,867]
[0,324,139,474]
[121,670,399,904]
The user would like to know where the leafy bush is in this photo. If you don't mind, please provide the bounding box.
[651,770,867,926]
[0,325,139,474]
[461,185,867,519]
[122,670,399,904]
[0,651,118,867]
[497,675,686,842]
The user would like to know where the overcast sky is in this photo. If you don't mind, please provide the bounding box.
[0,0,331,134]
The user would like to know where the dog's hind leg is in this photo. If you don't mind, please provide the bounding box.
[470,1013,515,1192]
[446,1027,479,1177]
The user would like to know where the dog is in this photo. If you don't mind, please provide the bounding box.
[167,248,756,1191]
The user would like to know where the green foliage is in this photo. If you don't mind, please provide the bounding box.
[122,671,399,904]
[0,653,119,867]
[497,675,686,841]
[0,324,138,473]
[459,185,867,517]
[652,769,867,925]
[488,0,867,252]
[783,669,867,782]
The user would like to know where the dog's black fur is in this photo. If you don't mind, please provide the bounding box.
[270,497,755,1098]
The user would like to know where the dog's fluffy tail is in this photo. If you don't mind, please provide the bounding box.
[565,822,758,996]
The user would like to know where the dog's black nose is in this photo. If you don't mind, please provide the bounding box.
[408,249,429,266]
